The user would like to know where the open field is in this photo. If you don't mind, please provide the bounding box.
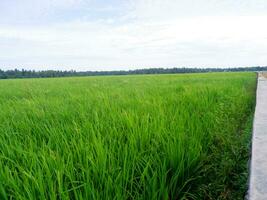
[0,72,256,199]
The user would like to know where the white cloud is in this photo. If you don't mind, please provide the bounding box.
[130,0,267,20]
[1,0,267,70]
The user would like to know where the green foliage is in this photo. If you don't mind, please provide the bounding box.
[0,72,256,199]
[0,66,266,79]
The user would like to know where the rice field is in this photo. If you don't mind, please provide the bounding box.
[0,72,256,199]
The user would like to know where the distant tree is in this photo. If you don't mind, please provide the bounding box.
[0,66,265,79]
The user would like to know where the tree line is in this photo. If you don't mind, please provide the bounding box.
[0,66,266,79]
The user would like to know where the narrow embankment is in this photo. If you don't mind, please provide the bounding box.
[249,72,267,199]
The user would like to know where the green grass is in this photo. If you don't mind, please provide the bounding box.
[0,72,256,199]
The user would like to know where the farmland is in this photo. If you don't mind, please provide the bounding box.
[0,72,256,199]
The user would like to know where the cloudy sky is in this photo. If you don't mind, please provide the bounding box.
[1,0,267,71]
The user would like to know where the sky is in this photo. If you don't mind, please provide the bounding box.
[1,0,267,71]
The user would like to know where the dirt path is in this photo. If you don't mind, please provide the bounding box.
[248,72,267,199]
[258,72,267,78]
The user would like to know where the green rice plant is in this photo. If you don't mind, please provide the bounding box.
[0,72,256,199]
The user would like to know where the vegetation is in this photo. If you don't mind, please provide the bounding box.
[0,72,256,199]
[0,66,266,79]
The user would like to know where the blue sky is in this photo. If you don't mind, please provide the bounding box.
[1,0,267,70]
